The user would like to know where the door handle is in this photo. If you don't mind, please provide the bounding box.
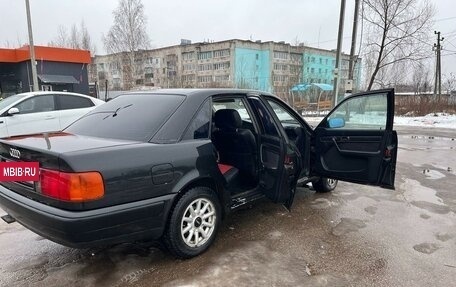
[44,116,56,120]
[332,136,349,142]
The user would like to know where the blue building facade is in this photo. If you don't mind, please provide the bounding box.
[234,47,270,91]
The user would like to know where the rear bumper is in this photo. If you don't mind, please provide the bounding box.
[0,185,175,248]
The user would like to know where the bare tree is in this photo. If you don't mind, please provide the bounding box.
[443,73,456,93]
[48,22,96,55]
[80,21,96,55]
[48,25,68,47]
[103,0,150,90]
[69,24,80,49]
[411,61,432,93]
[362,0,434,90]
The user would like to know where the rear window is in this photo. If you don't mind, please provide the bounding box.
[58,95,94,110]
[65,94,185,141]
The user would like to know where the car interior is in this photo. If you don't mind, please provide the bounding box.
[211,98,260,195]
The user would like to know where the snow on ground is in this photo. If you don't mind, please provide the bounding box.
[302,113,456,129]
[394,113,456,129]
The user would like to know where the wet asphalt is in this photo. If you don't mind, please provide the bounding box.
[0,125,455,287]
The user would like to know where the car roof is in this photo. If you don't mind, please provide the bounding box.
[118,88,276,101]
[15,91,94,98]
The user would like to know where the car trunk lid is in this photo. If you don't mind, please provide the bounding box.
[0,132,139,207]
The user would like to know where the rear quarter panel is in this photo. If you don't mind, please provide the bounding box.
[62,140,222,210]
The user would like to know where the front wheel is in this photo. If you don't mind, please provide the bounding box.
[164,187,221,258]
[312,177,338,193]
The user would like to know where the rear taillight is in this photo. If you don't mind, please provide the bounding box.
[38,169,104,202]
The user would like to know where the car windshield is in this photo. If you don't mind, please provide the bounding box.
[65,94,185,141]
[0,94,28,111]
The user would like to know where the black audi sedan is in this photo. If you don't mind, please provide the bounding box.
[0,89,397,258]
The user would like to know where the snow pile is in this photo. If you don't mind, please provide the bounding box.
[394,113,456,129]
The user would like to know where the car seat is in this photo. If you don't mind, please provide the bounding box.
[212,109,257,186]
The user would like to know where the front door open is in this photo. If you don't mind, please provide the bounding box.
[312,89,397,189]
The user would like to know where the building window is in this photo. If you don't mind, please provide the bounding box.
[97,71,106,80]
[311,57,315,63]
[182,52,195,60]
[182,74,195,82]
[273,75,288,82]
[256,54,259,60]
[198,51,213,60]
[319,58,322,64]
[273,63,288,71]
[306,67,310,73]
[213,62,230,70]
[97,63,104,70]
[273,51,288,60]
[291,53,302,63]
[311,68,315,73]
[183,63,195,71]
[198,63,213,71]
[325,59,328,65]
[214,74,230,82]
[319,68,322,74]
[213,49,230,58]
[198,75,213,83]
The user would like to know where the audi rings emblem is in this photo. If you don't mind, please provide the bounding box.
[9,148,21,159]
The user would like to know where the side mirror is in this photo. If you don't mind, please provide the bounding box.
[328,117,345,128]
[7,108,19,116]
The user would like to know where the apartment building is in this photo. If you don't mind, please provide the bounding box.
[90,39,361,99]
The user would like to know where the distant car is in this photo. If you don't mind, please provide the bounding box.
[0,91,104,138]
[0,88,397,258]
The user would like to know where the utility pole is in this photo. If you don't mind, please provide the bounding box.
[332,0,346,107]
[347,0,360,95]
[433,31,444,101]
[25,0,39,92]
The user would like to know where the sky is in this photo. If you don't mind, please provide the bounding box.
[1,0,455,76]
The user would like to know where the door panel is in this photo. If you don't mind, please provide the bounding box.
[5,95,60,137]
[313,89,397,189]
[247,97,292,206]
[258,135,289,202]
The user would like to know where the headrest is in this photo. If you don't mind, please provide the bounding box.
[214,109,242,130]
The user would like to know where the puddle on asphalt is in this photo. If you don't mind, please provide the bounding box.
[332,218,366,236]
[413,242,440,254]
[420,213,431,219]
[310,198,339,209]
[401,179,444,206]
[422,169,446,179]
[364,206,377,215]
[411,201,450,214]
[435,232,455,242]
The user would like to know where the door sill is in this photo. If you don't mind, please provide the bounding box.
[230,188,264,210]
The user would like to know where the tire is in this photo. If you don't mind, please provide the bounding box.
[164,187,221,259]
[312,177,338,193]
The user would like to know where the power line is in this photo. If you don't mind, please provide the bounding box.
[435,16,456,22]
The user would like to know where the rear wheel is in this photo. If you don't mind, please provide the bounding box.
[164,187,221,258]
[312,177,338,193]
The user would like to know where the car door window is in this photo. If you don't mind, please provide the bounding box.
[266,99,301,127]
[213,98,252,122]
[247,97,279,136]
[58,95,94,110]
[212,97,257,133]
[182,99,211,140]
[14,95,55,114]
[326,94,387,130]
